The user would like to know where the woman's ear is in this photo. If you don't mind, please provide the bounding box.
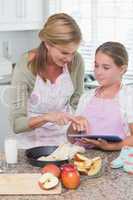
[44,41,50,50]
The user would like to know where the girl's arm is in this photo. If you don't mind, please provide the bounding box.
[82,123,133,151]
[67,116,90,144]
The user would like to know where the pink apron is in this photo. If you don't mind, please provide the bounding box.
[75,95,128,148]
[82,96,128,139]
[16,66,74,149]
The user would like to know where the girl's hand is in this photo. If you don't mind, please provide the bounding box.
[81,138,116,151]
[71,116,90,133]
[45,112,79,126]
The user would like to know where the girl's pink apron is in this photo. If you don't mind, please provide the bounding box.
[75,95,128,147]
[16,66,74,149]
[82,96,128,138]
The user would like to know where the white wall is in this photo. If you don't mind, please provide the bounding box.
[0,30,41,150]
[0,30,40,63]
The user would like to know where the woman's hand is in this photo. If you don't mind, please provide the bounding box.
[71,116,90,133]
[29,112,79,129]
[45,112,79,126]
[81,138,121,151]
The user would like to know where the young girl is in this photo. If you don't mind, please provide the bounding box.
[67,41,133,150]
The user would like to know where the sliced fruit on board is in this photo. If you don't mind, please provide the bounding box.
[38,172,59,190]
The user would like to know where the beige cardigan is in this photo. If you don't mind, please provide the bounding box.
[10,52,85,133]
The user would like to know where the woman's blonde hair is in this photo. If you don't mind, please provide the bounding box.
[29,13,82,75]
[39,13,81,44]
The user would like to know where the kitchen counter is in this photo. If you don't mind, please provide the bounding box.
[0,149,133,200]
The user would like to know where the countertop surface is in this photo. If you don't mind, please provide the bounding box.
[0,149,133,200]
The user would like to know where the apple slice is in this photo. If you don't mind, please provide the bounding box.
[91,156,101,162]
[76,166,88,174]
[74,161,86,168]
[74,153,89,162]
[87,157,102,176]
[38,172,59,190]
[74,160,92,174]
[84,159,92,169]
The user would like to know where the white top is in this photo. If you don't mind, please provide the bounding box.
[16,65,74,149]
[76,84,133,124]
[28,66,74,116]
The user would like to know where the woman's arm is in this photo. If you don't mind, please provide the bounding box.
[10,54,33,133]
[29,112,79,129]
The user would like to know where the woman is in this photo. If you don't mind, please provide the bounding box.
[68,41,133,151]
[10,13,85,148]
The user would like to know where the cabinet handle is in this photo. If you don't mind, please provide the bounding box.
[16,0,25,18]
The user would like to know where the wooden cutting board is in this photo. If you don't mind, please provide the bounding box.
[0,173,62,195]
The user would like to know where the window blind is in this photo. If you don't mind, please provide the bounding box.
[49,0,133,74]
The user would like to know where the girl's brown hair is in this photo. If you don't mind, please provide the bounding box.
[95,41,128,69]
[29,13,82,75]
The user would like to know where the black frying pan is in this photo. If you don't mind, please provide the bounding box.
[25,146,68,167]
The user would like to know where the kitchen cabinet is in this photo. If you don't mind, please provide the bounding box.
[0,0,47,31]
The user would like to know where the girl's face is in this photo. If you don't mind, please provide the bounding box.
[94,51,124,87]
[46,42,79,67]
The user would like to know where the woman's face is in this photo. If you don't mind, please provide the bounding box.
[46,42,79,67]
[94,51,124,87]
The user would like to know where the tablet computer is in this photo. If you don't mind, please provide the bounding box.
[68,133,122,142]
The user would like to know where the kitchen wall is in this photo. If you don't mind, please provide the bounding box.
[0,30,40,63]
[0,30,40,150]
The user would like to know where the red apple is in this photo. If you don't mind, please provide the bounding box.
[61,164,80,189]
[41,164,61,178]
[38,172,59,190]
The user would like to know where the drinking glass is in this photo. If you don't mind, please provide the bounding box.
[4,136,18,171]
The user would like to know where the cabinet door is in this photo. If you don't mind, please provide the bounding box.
[0,0,18,30]
[0,0,5,22]
[0,0,46,31]
[26,0,43,22]
[20,0,44,30]
[0,0,19,23]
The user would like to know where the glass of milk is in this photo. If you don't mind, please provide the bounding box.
[4,136,18,166]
